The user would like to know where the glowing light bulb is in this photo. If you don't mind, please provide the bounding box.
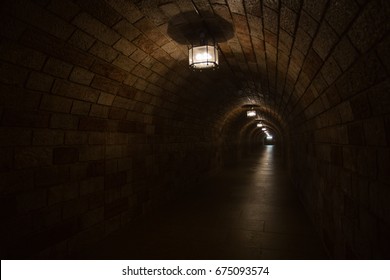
[247,110,256,117]
[195,52,212,60]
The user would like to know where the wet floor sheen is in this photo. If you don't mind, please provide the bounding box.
[78,146,328,259]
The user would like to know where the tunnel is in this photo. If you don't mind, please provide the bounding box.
[0,0,389,260]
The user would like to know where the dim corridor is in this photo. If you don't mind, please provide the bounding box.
[76,146,327,259]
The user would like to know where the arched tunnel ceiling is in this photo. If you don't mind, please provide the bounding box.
[121,0,389,136]
[2,0,388,139]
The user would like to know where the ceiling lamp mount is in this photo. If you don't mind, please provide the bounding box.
[189,32,219,70]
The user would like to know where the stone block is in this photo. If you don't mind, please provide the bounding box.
[72,0,121,27]
[326,0,359,35]
[367,81,390,116]
[0,61,29,86]
[52,80,100,103]
[88,132,106,145]
[104,197,128,219]
[338,101,354,123]
[43,57,73,79]
[91,60,128,82]
[313,21,339,60]
[108,107,127,120]
[104,171,127,189]
[87,160,105,177]
[105,159,118,175]
[106,145,124,159]
[89,192,105,210]
[350,92,371,120]
[303,0,328,21]
[21,28,94,68]
[0,40,46,70]
[2,109,50,128]
[0,169,34,195]
[112,54,137,72]
[90,104,110,118]
[40,95,72,113]
[105,187,121,204]
[104,215,121,235]
[347,122,366,145]
[89,41,119,62]
[80,177,104,196]
[63,198,89,220]
[107,133,128,145]
[69,67,94,85]
[15,147,52,168]
[72,12,120,45]
[332,37,358,72]
[79,145,105,161]
[91,75,120,94]
[79,117,107,131]
[132,48,149,64]
[70,163,88,182]
[348,0,390,53]
[321,57,342,86]
[68,30,96,51]
[113,38,137,56]
[48,0,80,21]
[26,71,54,92]
[35,165,70,187]
[50,114,79,129]
[71,101,91,116]
[105,0,143,24]
[3,0,75,40]
[113,19,141,42]
[0,14,26,41]
[262,6,278,34]
[377,149,390,183]
[298,10,318,37]
[132,34,159,55]
[17,188,47,213]
[132,64,152,79]
[53,147,79,164]
[280,6,297,35]
[33,129,64,146]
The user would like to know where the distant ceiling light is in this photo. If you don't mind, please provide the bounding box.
[247,110,256,117]
[189,45,218,69]
[261,128,266,131]
[257,123,263,127]
[266,136,273,140]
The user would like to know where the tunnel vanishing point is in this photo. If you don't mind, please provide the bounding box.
[0,0,389,259]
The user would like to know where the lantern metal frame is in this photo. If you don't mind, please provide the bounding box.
[188,44,219,69]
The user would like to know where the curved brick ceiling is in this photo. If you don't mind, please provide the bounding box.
[3,0,387,139]
[130,0,387,141]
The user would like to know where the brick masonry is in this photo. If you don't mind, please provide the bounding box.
[0,0,389,259]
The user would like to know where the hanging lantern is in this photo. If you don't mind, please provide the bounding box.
[189,44,219,69]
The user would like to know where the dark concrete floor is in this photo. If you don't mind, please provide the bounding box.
[77,145,328,259]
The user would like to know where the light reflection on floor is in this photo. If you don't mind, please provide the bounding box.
[75,146,327,259]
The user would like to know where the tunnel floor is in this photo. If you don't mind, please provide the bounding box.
[75,146,328,259]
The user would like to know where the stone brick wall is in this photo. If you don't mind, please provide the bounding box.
[0,0,231,258]
[286,0,390,259]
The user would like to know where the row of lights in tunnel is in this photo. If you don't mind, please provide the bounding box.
[247,110,273,140]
